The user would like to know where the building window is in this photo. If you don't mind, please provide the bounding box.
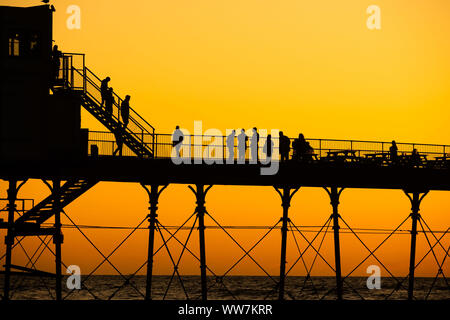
[8,33,20,57]
[29,33,40,57]
[7,32,41,57]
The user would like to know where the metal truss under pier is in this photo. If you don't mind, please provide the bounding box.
[0,157,449,301]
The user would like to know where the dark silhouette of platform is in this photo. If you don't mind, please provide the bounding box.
[1,4,448,302]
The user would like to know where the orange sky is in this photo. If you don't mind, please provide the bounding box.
[0,0,449,279]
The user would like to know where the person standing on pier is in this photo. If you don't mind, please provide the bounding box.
[172,125,184,160]
[226,130,236,163]
[237,129,248,163]
[250,127,259,163]
[121,95,131,129]
[279,131,291,162]
[100,77,111,107]
[390,140,398,163]
[411,148,421,167]
[51,45,62,83]
[263,134,274,161]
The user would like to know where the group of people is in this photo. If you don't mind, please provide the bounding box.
[172,127,314,163]
[285,133,314,162]
[389,140,422,166]
[226,128,269,163]
[100,77,130,128]
[100,77,131,156]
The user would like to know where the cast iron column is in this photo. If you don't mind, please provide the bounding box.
[275,186,299,300]
[53,179,63,301]
[189,184,212,301]
[404,190,428,301]
[3,179,17,301]
[325,186,344,300]
[142,183,167,300]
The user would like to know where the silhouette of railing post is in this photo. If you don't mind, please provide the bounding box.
[319,139,322,158]
[404,190,429,300]
[274,186,300,300]
[189,184,213,301]
[324,186,345,300]
[141,183,168,300]
[3,179,17,301]
[52,179,63,301]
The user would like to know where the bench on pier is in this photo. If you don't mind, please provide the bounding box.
[365,152,391,165]
[432,155,450,168]
[291,152,318,162]
[395,153,428,168]
[324,150,359,163]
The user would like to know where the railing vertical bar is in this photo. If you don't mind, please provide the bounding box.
[319,139,322,158]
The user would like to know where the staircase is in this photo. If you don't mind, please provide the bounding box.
[80,93,153,158]
[68,56,155,158]
[15,53,156,226]
[15,179,97,225]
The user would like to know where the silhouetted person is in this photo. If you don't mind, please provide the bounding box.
[51,45,62,82]
[304,140,314,161]
[113,126,124,156]
[105,87,114,115]
[172,125,184,159]
[390,140,398,163]
[250,127,259,163]
[121,95,130,129]
[227,130,236,163]
[411,148,421,167]
[293,133,310,160]
[237,129,248,163]
[100,77,111,107]
[279,131,291,162]
[263,134,274,161]
[292,133,304,160]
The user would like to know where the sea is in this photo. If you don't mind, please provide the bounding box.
[0,275,448,300]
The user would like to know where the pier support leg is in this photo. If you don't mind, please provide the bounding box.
[189,184,213,301]
[3,179,17,301]
[274,186,299,300]
[141,183,167,300]
[53,179,63,301]
[404,190,428,301]
[325,187,345,300]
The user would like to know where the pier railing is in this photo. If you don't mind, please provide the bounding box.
[86,131,450,165]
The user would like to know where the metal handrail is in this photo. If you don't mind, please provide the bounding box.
[84,66,155,132]
[60,52,156,156]
[75,69,152,151]
[153,133,450,150]
[87,131,450,160]
[82,68,148,132]
[85,72,152,139]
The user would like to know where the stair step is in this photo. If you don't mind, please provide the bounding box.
[14,179,98,225]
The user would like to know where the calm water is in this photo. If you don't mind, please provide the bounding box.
[0,275,448,300]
